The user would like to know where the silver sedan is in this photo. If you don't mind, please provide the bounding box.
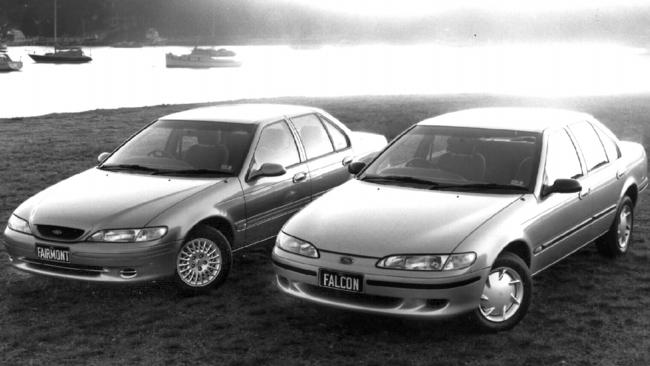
[272,107,648,331]
[3,104,386,292]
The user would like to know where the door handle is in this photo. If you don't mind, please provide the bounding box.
[293,172,307,183]
[342,156,353,166]
[616,169,626,179]
[579,188,591,200]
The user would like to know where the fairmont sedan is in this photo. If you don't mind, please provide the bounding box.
[272,107,648,331]
[3,104,386,292]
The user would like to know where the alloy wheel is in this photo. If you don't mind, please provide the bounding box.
[177,238,222,287]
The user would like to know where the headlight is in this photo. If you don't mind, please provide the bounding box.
[88,227,167,243]
[443,252,477,270]
[377,252,476,271]
[7,214,32,235]
[276,231,319,258]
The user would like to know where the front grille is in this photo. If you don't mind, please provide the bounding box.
[22,257,104,277]
[301,284,402,308]
[35,224,85,241]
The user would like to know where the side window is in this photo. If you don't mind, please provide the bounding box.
[544,130,583,184]
[593,124,621,162]
[320,116,350,151]
[252,121,300,171]
[568,122,609,171]
[292,114,335,159]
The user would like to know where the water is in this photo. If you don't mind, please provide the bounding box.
[2,43,650,118]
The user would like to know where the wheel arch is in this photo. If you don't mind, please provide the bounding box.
[188,216,236,248]
[498,240,532,268]
[622,183,638,207]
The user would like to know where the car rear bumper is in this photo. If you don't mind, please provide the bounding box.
[272,247,489,318]
[3,227,182,283]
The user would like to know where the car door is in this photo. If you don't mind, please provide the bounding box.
[526,128,593,273]
[289,113,353,199]
[240,120,311,245]
[567,120,624,238]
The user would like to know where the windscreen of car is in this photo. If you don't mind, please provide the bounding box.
[361,125,542,192]
[101,119,256,176]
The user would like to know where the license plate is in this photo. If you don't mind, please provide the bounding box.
[35,244,70,263]
[319,269,363,293]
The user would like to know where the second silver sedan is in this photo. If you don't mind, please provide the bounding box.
[272,107,647,331]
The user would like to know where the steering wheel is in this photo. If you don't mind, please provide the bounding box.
[405,158,432,168]
[147,149,172,158]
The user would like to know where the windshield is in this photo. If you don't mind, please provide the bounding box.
[362,125,542,192]
[101,119,256,176]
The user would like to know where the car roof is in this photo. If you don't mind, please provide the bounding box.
[418,107,593,133]
[159,103,322,124]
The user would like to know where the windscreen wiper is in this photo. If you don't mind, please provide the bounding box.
[151,168,231,176]
[361,174,440,187]
[99,164,160,173]
[430,182,529,192]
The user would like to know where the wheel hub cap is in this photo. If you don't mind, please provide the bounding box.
[479,267,524,322]
[177,238,222,287]
[617,205,632,250]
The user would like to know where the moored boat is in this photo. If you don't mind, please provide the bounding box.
[166,47,242,68]
[0,52,23,72]
[29,47,92,64]
[29,0,92,64]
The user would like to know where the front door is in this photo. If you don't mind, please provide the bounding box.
[526,128,593,273]
[240,120,311,244]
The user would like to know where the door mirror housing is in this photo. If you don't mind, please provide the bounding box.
[542,178,582,196]
[249,163,286,180]
[348,161,366,175]
[97,152,110,164]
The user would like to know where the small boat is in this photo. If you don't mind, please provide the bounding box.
[29,0,92,64]
[0,52,23,72]
[166,47,242,68]
[29,47,92,64]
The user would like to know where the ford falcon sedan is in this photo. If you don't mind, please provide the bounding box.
[3,104,387,292]
[272,107,648,331]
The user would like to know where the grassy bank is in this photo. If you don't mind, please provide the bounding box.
[1,94,649,365]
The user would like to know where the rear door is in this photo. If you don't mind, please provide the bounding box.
[567,120,623,237]
[240,120,311,244]
[289,113,353,199]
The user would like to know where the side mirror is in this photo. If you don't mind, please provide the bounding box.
[348,161,366,175]
[249,163,286,180]
[97,152,110,164]
[542,178,582,196]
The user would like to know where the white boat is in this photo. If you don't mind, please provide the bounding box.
[166,47,242,68]
[0,52,23,72]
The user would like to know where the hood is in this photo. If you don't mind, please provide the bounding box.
[283,180,521,258]
[18,168,219,234]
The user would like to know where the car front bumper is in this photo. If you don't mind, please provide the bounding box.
[272,246,490,318]
[3,227,182,283]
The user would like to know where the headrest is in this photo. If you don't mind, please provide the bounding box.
[197,131,220,145]
[447,138,476,155]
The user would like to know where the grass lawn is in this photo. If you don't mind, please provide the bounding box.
[1,94,649,365]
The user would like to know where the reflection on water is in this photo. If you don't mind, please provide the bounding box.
[1,43,650,118]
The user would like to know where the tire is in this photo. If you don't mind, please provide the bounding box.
[596,196,634,258]
[174,225,232,294]
[472,252,532,332]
